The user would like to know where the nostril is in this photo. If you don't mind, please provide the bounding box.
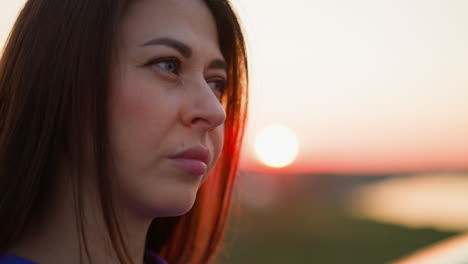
[191,117,204,125]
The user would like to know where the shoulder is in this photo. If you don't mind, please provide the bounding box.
[0,253,38,264]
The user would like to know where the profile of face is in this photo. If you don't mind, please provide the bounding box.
[107,0,227,219]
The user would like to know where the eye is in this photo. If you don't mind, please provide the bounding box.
[207,78,228,99]
[147,57,181,75]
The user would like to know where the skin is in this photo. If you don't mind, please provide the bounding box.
[11,0,226,263]
[110,0,226,220]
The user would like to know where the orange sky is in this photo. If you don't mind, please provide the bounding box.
[231,0,468,174]
[2,1,468,174]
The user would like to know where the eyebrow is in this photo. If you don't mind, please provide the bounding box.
[209,59,228,71]
[140,37,228,71]
[140,37,192,58]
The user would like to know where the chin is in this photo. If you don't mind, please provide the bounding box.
[123,181,203,219]
[150,189,199,218]
[163,199,196,217]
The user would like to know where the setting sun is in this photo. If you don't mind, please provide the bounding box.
[254,124,299,168]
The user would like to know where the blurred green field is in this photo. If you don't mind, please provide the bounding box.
[216,197,458,264]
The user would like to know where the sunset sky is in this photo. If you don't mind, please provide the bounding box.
[1,0,468,174]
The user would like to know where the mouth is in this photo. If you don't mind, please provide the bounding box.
[167,145,211,176]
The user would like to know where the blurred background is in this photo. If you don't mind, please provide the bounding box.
[2,1,468,263]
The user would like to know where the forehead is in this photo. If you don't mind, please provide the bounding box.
[120,0,221,54]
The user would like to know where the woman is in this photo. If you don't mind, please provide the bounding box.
[0,0,248,263]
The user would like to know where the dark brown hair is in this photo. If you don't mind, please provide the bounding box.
[0,0,248,263]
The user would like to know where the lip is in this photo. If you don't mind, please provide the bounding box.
[167,145,211,176]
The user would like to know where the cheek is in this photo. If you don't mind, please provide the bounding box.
[110,91,154,156]
[109,66,175,130]
[108,75,174,167]
[109,68,177,138]
[112,86,160,127]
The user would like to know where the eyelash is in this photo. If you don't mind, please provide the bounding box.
[207,78,228,99]
[145,57,228,98]
[146,57,181,75]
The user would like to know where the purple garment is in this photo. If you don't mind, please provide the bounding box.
[0,251,167,264]
[147,250,168,264]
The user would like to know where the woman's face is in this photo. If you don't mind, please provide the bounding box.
[108,0,227,218]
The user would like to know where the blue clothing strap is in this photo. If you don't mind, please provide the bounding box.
[147,250,168,264]
[0,252,167,264]
[0,253,38,264]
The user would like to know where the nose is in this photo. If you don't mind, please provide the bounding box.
[180,77,227,131]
